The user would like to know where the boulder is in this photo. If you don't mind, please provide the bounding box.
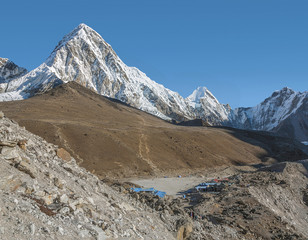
[56,148,71,162]
[176,219,193,240]
[17,140,27,150]
[1,146,20,160]
[60,194,69,204]
[0,140,17,148]
[53,177,64,189]
[16,160,37,179]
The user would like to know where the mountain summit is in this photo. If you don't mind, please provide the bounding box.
[186,86,230,125]
[186,86,210,103]
[0,24,228,122]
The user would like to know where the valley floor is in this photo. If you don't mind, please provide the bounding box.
[113,162,308,239]
[126,165,255,196]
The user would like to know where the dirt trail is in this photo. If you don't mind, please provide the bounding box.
[138,117,159,174]
[53,123,84,164]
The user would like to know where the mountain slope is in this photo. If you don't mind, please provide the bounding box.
[229,87,308,141]
[272,96,308,141]
[0,82,306,178]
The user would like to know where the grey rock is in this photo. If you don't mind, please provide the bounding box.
[29,223,35,235]
[16,160,37,178]
[1,146,20,160]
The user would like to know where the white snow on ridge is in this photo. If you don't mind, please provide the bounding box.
[186,86,209,103]
[185,86,231,123]
[0,57,28,85]
[230,87,308,131]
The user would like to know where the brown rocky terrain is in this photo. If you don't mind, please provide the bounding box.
[0,82,306,179]
[1,100,308,239]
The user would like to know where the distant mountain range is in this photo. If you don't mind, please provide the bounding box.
[0,24,307,142]
[229,87,308,142]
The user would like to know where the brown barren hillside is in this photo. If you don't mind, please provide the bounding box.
[0,82,306,178]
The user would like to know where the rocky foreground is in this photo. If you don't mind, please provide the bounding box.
[0,112,184,239]
[111,160,308,240]
[0,111,308,239]
[189,163,308,239]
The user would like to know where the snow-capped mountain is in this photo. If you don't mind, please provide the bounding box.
[0,24,198,121]
[0,58,27,93]
[229,87,308,141]
[0,24,230,123]
[186,86,231,125]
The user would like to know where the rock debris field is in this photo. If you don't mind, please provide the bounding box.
[0,113,179,239]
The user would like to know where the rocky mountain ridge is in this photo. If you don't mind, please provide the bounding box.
[230,87,308,141]
[186,86,231,125]
[0,57,27,93]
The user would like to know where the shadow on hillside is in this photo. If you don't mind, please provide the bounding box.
[211,126,308,164]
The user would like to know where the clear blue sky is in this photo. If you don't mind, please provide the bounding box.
[1,0,307,108]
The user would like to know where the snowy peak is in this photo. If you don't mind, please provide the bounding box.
[0,58,28,94]
[0,58,27,83]
[187,86,208,102]
[186,86,220,105]
[2,24,306,141]
[230,87,308,140]
[279,86,295,94]
[186,86,230,124]
[50,23,105,56]
[0,24,193,121]
[269,87,295,99]
[260,87,305,113]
